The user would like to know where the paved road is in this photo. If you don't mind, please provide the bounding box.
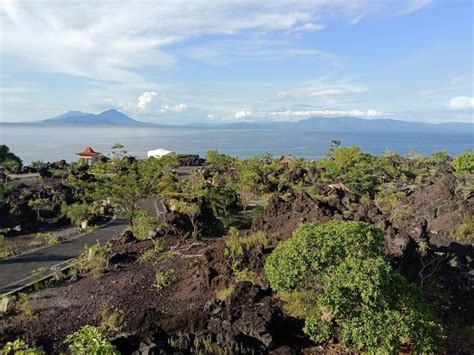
[0,218,128,295]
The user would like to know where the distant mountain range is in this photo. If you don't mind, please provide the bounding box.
[37,109,473,133]
[41,109,145,125]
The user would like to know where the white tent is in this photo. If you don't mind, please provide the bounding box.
[147,148,175,159]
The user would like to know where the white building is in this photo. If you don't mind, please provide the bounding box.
[147,148,175,159]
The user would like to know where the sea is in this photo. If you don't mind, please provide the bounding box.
[0,123,472,164]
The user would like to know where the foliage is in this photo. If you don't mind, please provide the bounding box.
[205,150,237,170]
[71,243,107,279]
[224,228,268,271]
[168,332,254,354]
[264,221,384,293]
[64,325,119,354]
[129,210,159,240]
[216,284,235,301]
[374,183,408,220]
[168,199,201,238]
[94,157,178,222]
[28,198,47,221]
[264,221,444,353]
[100,306,124,333]
[1,339,44,355]
[138,241,165,264]
[0,145,22,165]
[453,151,474,175]
[30,160,47,170]
[0,235,9,259]
[36,232,58,245]
[0,181,12,199]
[154,269,174,290]
[234,268,264,285]
[61,202,90,227]
[16,293,36,320]
[452,215,474,244]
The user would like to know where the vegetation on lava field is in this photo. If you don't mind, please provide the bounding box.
[0,144,472,353]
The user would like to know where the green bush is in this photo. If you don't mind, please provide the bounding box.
[264,221,384,293]
[70,243,107,279]
[64,325,119,354]
[130,210,159,240]
[453,215,474,244]
[61,203,90,227]
[264,221,444,353]
[453,151,474,175]
[1,339,43,354]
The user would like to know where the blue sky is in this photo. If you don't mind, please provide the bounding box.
[0,0,472,123]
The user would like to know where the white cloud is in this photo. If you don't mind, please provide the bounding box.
[160,103,188,113]
[449,96,474,110]
[270,109,384,120]
[171,103,188,112]
[137,91,157,110]
[278,84,367,98]
[0,0,432,84]
[234,110,252,119]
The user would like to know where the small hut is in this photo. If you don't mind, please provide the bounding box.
[77,146,102,165]
[280,155,293,164]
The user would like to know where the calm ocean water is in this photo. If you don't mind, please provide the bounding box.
[0,124,473,164]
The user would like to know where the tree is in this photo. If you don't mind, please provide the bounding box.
[169,199,201,238]
[61,203,90,227]
[2,159,20,173]
[95,163,152,224]
[0,145,22,165]
[28,198,47,221]
[110,143,127,160]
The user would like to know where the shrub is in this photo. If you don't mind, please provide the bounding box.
[453,151,474,175]
[264,221,444,353]
[71,243,107,279]
[453,215,474,244]
[304,256,444,353]
[224,228,268,270]
[1,339,43,355]
[16,293,36,320]
[216,284,235,301]
[61,202,90,227]
[36,232,58,245]
[129,210,159,240]
[100,306,124,333]
[264,221,384,293]
[64,325,119,354]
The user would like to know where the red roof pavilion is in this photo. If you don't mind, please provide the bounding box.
[77,146,101,158]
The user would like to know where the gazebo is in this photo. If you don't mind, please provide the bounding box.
[77,146,102,164]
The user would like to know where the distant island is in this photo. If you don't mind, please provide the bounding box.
[33,109,473,133]
[40,109,146,125]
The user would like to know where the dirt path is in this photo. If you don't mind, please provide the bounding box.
[0,218,128,295]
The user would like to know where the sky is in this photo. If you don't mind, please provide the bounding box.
[0,0,473,124]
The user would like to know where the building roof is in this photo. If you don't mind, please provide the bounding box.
[147,148,175,158]
[280,155,293,164]
[77,146,101,157]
